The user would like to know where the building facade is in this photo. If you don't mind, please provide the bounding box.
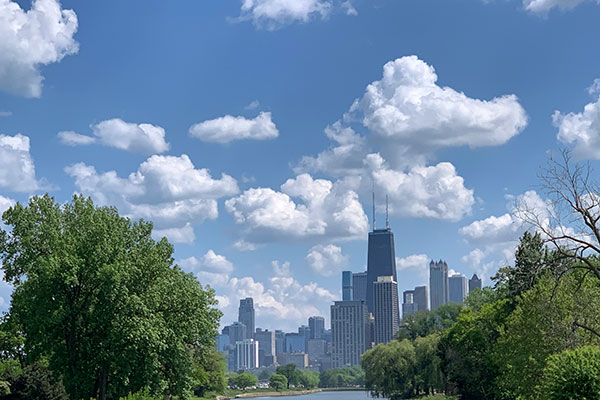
[236,339,259,370]
[413,285,429,311]
[469,273,482,292]
[373,276,399,344]
[429,260,449,310]
[449,274,468,304]
[254,328,276,367]
[402,290,418,317]
[352,272,368,302]
[308,316,325,339]
[330,300,368,368]
[228,321,247,345]
[342,271,353,301]
[238,298,255,339]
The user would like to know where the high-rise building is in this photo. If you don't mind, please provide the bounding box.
[277,353,308,369]
[402,290,418,317]
[254,328,276,367]
[238,298,255,339]
[228,321,247,345]
[217,334,230,353]
[413,285,429,311]
[330,300,368,368]
[366,228,397,314]
[449,274,468,304]
[342,271,353,301]
[430,260,449,310]
[275,330,285,355]
[352,272,368,302]
[236,339,259,370]
[469,274,482,292]
[373,276,399,344]
[308,316,325,339]
[284,333,306,353]
[307,339,327,362]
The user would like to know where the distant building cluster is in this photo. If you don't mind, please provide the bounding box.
[217,198,484,372]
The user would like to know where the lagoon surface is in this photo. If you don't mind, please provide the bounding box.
[251,391,374,400]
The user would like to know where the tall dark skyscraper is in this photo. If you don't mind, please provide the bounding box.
[373,276,399,344]
[238,298,255,339]
[366,228,397,313]
[469,273,482,292]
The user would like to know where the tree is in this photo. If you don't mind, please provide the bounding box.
[276,364,298,388]
[396,302,462,341]
[233,373,257,390]
[258,369,272,381]
[269,374,287,391]
[191,349,227,397]
[362,340,416,400]
[0,196,222,400]
[539,346,600,400]
[297,370,319,389]
[5,362,68,400]
[413,334,444,396]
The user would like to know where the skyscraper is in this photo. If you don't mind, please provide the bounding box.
[238,298,255,339]
[342,271,353,301]
[331,300,368,368]
[308,316,325,339]
[469,273,482,292]
[366,228,397,313]
[236,339,259,370]
[228,321,247,345]
[254,328,276,367]
[402,290,418,317]
[449,274,468,304]
[430,260,449,310]
[413,285,429,311]
[352,272,367,302]
[373,276,399,344]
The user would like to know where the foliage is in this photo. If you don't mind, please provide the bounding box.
[231,373,257,390]
[414,334,444,396]
[275,364,297,388]
[439,299,513,400]
[0,195,222,400]
[191,349,227,398]
[318,366,364,388]
[396,303,462,341]
[297,370,319,389]
[495,271,600,399]
[3,362,68,400]
[118,388,160,400]
[258,370,272,381]
[269,374,287,391]
[362,340,416,400]
[539,345,600,400]
[464,287,500,312]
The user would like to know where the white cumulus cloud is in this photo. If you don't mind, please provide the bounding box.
[0,0,78,98]
[239,0,332,30]
[0,133,44,192]
[0,194,16,229]
[522,0,597,15]
[306,244,348,277]
[225,173,368,242]
[554,83,600,160]
[179,250,235,287]
[66,154,239,243]
[58,118,169,155]
[189,112,279,144]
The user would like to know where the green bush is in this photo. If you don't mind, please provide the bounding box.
[539,346,600,400]
[269,374,288,391]
[119,388,160,400]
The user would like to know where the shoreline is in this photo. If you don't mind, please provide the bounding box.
[217,389,323,400]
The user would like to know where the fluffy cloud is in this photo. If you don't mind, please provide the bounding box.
[306,244,348,276]
[58,118,169,155]
[189,112,278,144]
[0,0,78,98]
[366,154,474,221]
[341,1,358,15]
[349,56,527,164]
[396,254,429,270]
[66,154,238,243]
[0,194,15,229]
[179,250,234,287]
[522,0,597,15]
[225,173,368,243]
[554,86,600,160]
[272,260,291,277]
[239,0,332,29]
[0,134,44,192]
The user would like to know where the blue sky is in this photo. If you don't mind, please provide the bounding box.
[1,0,600,331]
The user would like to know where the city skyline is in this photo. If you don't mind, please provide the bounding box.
[1,0,600,333]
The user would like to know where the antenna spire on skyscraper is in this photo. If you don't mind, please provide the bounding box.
[386,195,390,230]
[372,189,376,232]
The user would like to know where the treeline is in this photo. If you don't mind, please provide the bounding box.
[362,232,600,400]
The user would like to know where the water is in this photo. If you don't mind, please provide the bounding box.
[250,391,374,400]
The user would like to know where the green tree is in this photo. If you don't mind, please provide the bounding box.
[414,334,444,396]
[269,374,287,391]
[191,349,227,397]
[362,340,416,400]
[5,362,68,400]
[439,299,512,400]
[258,369,272,381]
[0,196,221,400]
[276,364,298,388]
[233,372,257,390]
[396,303,462,341]
[464,287,500,312]
[297,370,319,389]
[539,346,600,400]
